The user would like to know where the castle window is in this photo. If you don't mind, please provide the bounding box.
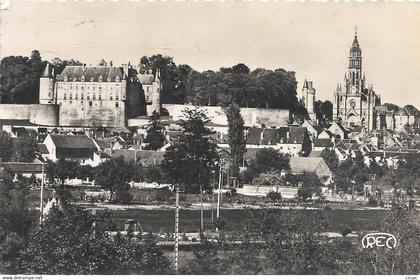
[98,87,102,93]
[87,95,90,100]
[115,102,119,108]
[116,96,119,100]
[69,93,72,100]
[75,94,78,100]
[107,77,111,82]
[99,94,102,100]
[89,101,92,106]
[93,94,96,100]
[81,93,84,99]
[63,93,67,100]
[73,77,77,82]
[81,76,85,82]
[90,77,94,82]
[116,76,120,82]
[110,95,113,100]
[64,76,68,82]
[70,85,73,90]
[98,75,103,82]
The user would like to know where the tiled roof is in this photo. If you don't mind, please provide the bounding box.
[94,139,112,150]
[246,128,264,145]
[49,135,98,159]
[37,144,49,154]
[313,138,334,148]
[289,157,330,174]
[308,150,323,158]
[403,105,419,116]
[50,135,97,149]
[288,127,307,144]
[56,66,125,82]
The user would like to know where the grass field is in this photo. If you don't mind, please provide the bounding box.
[96,208,389,234]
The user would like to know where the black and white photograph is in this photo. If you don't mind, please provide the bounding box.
[0,0,419,277]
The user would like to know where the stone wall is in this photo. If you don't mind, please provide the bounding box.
[58,100,125,127]
[0,104,59,126]
[162,104,290,127]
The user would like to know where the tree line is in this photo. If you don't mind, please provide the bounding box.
[1,51,309,117]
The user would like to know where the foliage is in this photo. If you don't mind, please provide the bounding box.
[13,203,172,274]
[245,148,290,183]
[252,170,283,186]
[393,153,420,196]
[0,181,36,273]
[155,187,174,202]
[46,159,78,185]
[297,172,323,201]
[114,190,133,204]
[144,112,166,150]
[94,157,135,195]
[0,131,13,161]
[0,50,44,104]
[266,191,282,202]
[321,148,338,172]
[161,107,219,193]
[224,104,246,177]
[51,57,84,74]
[314,100,333,127]
[11,134,38,162]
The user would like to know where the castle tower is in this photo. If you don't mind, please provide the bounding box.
[302,79,316,121]
[39,63,55,104]
[139,68,162,116]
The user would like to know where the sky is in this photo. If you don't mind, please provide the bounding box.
[1,1,420,108]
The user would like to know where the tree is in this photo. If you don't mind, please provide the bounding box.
[94,157,135,197]
[224,104,246,178]
[161,107,219,193]
[245,148,290,183]
[297,172,323,201]
[13,202,171,274]
[266,191,282,202]
[12,134,38,162]
[46,159,78,186]
[144,112,165,150]
[0,50,45,104]
[0,181,36,273]
[0,131,13,161]
[321,148,338,172]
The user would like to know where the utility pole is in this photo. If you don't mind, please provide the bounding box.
[39,164,45,229]
[200,185,204,232]
[216,159,223,232]
[174,186,180,274]
[211,171,215,223]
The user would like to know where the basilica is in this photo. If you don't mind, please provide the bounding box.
[333,29,381,131]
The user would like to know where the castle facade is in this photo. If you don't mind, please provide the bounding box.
[39,63,161,128]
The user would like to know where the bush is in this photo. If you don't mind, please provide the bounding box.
[155,187,173,202]
[115,190,133,204]
[341,225,352,237]
[266,191,282,202]
[366,195,378,207]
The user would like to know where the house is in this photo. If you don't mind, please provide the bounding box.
[312,138,334,152]
[289,157,333,184]
[317,129,334,139]
[327,121,348,139]
[43,134,98,164]
[87,152,111,167]
[110,149,165,166]
[2,162,45,181]
[245,126,311,157]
